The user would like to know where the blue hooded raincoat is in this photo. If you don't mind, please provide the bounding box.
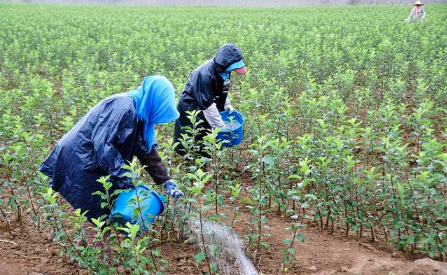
[40,76,179,220]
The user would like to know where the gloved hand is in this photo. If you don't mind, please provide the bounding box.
[163,180,183,198]
[224,104,235,114]
[203,103,227,129]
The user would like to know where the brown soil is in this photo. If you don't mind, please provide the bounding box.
[1,209,446,275]
[0,219,88,275]
[255,216,447,275]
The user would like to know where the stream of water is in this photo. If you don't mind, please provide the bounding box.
[188,217,259,275]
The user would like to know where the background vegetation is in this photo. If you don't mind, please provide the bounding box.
[1,3,446,274]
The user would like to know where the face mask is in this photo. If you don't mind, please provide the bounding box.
[219,73,230,93]
[219,72,230,81]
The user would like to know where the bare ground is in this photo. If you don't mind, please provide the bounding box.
[1,210,446,275]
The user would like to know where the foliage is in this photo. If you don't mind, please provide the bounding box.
[1,3,447,273]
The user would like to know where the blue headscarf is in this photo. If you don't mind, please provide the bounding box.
[127,76,179,150]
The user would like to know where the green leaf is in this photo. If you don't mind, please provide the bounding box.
[152,249,160,257]
[194,252,206,264]
[296,233,305,243]
[305,194,318,201]
[283,238,292,245]
[262,155,275,167]
[241,197,254,205]
[190,186,202,194]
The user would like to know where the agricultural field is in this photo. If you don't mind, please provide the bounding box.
[1,2,447,275]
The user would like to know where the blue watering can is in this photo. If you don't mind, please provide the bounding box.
[217,110,245,147]
[110,185,165,232]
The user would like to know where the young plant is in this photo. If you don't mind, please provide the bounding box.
[281,221,305,274]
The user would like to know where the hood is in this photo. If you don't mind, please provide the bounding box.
[213,43,244,72]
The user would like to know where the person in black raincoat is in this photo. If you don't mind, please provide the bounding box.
[40,76,183,221]
[174,43,247,156]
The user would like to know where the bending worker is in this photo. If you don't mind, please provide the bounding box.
[174,43,247,156]
[40,76,183,221]
[406,1,426,22]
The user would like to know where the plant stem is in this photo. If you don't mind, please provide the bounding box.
[281,224,299,273]
[53,208,96,273]
[0,206,11,235]
[199,207,213,275]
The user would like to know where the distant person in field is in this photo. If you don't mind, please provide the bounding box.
[40,76,183,221]
[174,43,247,156]
[406,1,425,22]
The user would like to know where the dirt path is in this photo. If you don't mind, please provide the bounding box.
[260,216,447,275]
[1,213,446,275]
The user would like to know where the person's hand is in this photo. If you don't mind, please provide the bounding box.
[163,180,183,198]
[224,104,235,114]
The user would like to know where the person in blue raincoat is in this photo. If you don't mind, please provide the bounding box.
[174,43,247,156]
[40,76,183,221]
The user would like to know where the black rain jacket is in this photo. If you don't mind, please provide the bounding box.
[174,43,243,155]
